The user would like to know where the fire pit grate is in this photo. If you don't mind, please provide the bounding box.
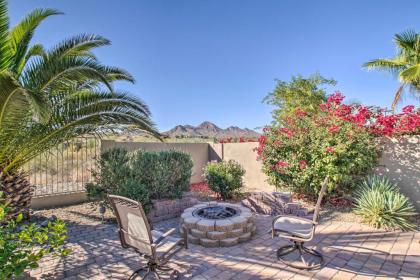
[193,206,238,220]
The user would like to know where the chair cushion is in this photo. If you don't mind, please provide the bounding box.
[273,216,314,239]
[151,230,183,258]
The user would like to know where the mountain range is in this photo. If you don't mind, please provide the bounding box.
[163,121,260,139]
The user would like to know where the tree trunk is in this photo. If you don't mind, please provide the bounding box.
[0,171,33,219]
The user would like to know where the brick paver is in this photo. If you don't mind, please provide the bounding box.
[30,213,420,280]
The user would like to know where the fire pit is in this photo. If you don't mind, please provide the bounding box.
[180,202,256,247]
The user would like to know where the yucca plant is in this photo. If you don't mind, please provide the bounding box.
[353,176,417,231]
[0,0,160,218]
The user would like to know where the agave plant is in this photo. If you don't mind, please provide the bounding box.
[353,176,417,231]
[0,0,160,218]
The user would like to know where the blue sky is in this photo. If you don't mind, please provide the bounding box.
[9,0,420,131]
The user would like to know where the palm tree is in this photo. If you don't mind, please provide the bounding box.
[363,30,420,110]
[0,1,160,218]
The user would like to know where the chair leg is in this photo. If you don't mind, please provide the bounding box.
[276,241,323,270]
[128,265,148,280]
[129,261,179,280]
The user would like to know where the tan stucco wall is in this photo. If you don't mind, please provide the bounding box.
[33,137,419,210]
[374,136,420,210]
[101,140,209,184]
[210,142,275,192]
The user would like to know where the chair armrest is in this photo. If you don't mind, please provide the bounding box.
[154,228,176,245]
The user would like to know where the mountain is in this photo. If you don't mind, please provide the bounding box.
[163,121,260,139]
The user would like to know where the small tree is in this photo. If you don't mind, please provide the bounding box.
[263,73,336,122]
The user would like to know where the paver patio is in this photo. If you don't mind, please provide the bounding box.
[29,210,420,280]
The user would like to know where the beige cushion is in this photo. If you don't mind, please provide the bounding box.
[152,230,182,258]
[273,216,314,239]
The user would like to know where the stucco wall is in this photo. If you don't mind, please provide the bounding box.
[33,137,419,210]
[210,142,275,192]
[374,136,420,210]
[101,140,209,183]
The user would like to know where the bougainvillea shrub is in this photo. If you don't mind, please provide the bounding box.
[258,92,420,199]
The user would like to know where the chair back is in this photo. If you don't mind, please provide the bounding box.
[108,195,153,255]
[312,176,329,223]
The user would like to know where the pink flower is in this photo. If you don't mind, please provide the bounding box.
[319,103,329,112]
[327,92,345,105]
[275,161,288,168]
[402,105,415,114]
[299,160,307,169]
[295,108,307,117]
[273,140,281,146]
[279,127,295,137]
[326,147,335,154]
[328,125,341,133]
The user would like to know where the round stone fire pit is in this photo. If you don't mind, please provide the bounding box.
[180,202,256,247]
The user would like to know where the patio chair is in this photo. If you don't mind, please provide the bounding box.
[271,176,329,270]
[108,195,188,280]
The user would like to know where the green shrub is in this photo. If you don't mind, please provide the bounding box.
[131,150,193,199]
[203,160,245,200]
[86,148,193,212]
[0,192,69,279]
[353,176,417,231]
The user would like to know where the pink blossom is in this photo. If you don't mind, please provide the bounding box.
[326,147,335,154]
[328,125,341,133]
[402,105,415,114]
[327,92,345,105]
[299,160,307,169]
[275,161,288,168]
[279,127,295,137]
[295,108,307,117]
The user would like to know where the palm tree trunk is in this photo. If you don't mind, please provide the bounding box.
[1,170,33,219]
[391,84,406,112]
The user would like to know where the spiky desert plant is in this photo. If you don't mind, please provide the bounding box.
[0,0,160,218]
[363,30,420,110]
[353,176,417,231]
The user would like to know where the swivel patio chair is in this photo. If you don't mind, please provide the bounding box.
[271,176,329,270]
[108,195,188,280]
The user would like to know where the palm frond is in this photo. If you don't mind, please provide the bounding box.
[399,64,420,82]
[3,91,160,172]
[25,44,46,61]
[0,0,11,70]
[10,8,62,75]
[0,72,29,134]
[394,29,418,51]
[21,56,113,92]
[47,34,110,59]
[363,58,407,75]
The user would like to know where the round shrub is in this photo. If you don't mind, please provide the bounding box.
[203,160,245,200]
[258,93,379,199]
[353,176,417,231]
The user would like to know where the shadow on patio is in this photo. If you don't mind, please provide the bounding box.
[30,212,419,280]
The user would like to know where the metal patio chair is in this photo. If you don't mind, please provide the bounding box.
[271,176,329,270]
[108,195,188,279]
